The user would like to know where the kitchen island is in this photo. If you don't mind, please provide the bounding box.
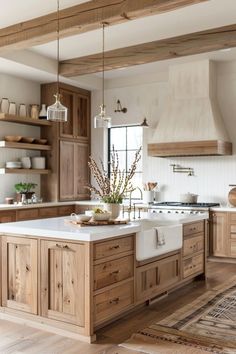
[0,213,208,342]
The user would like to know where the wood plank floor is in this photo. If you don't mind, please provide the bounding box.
[0,261,235,354]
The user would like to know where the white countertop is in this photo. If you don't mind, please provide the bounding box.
[0,213,208,242]
[210,206,236,212]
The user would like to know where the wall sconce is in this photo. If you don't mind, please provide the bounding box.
[170,164,194,176]
[140,117,149,128]
[114,100,127,113]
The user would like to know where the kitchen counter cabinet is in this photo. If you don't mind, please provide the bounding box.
[0,210,16,223]
[211,212,229,257]
[0,216,208,342]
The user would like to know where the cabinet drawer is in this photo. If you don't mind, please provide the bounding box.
[0,211,16,223]
[39,207,58,218]
[183,221,204,237]
[230,241,236,257]
[94,235,134,261]
[17,209,39,221]
[94,255,134,290]
[183,235,204,257]
[183,253,204,279]
[94,280,134,324]
[230,213,236,223]
[58,205,75,216]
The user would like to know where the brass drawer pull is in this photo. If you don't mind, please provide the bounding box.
[56,243,62,248]
[109,297,120,304]
[110,270,120,275]
[189,227,197,231]
[63,245,69,249]
[109,245,120,250]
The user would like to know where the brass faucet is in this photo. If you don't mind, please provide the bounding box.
[128,187,143,220]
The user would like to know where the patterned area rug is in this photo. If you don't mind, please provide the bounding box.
[120,277,236,354]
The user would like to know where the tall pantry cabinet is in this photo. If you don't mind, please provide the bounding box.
[40,82,91,201]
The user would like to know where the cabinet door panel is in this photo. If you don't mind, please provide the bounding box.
[75,142,90,199]
[75,94,89,139]
[0,211,16,223]
[60,141,75,200]
[59,89,74,138]
[136,253,180,301]
[41,240,85,326]
[212,212,228,257]
[2,236,38,314]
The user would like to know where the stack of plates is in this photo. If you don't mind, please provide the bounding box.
[6,161,22,169]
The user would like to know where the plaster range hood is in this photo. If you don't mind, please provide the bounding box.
[148,60,232,157]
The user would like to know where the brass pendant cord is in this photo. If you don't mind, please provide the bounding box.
[56,0,60,95]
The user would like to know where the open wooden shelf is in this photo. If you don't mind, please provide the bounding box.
[0,113,52,127]
[0,168,50,175]
[0,141,51,151]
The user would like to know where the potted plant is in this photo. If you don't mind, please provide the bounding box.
[87,146,141,219]
[14,182,37,203]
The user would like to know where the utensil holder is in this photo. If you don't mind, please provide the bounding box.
[143,191,154,204]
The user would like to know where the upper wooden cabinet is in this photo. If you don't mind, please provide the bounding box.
[41,82,91,202]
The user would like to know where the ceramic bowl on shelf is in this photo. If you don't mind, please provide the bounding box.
[6,161,22,169]
[34,138,47,145]
[31,157,46,169]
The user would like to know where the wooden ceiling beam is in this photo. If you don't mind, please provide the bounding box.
[59,23,236,77]
[0,0,207,52]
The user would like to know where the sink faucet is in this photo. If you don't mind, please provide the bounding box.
[128,187,143,220]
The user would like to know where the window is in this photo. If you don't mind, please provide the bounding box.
[108,126,142,199]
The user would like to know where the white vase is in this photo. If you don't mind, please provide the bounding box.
[39,104,47,119]
[103,203,121,219]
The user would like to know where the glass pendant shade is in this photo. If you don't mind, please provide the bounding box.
[94,104,111,128]
[47,94,68,122]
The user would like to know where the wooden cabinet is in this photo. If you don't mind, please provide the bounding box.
[41,82,90,202]
[136,253,180,302]
[211,212,228,257]
[2,236,38,314]
[0,210,16,223]
[182,220,205,279]
[40,240,87,327]
[16,208,39,221]
[59,141,90,200]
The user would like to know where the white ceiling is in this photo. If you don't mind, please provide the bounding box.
[1,0,236,89]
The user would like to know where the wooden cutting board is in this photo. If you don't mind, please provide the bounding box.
[65,219,129,227]
[228,187,236,206]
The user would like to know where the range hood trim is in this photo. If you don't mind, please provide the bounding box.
[148,60,232,157]
[148,140,232,157]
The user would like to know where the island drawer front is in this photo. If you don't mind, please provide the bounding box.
[38,207,58,218]
[16,208,39,221]
[94,280,134,324]
[94,255,134,290]
[183,235,204,257]
[93,235,134,260]
[183,253,204,279]
[0,210,16,223]
[183,221,204,237]
[230,224,236,236]
[58,205,75,216]
[230,213,236,223]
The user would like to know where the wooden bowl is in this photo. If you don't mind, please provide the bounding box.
[34,139,47,145]
[21,137,35,143]
[4,135,22,142]
[228,187,236,206]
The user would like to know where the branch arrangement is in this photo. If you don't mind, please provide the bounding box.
[87,146,141,204]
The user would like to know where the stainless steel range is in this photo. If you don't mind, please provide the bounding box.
[148,202,220,215]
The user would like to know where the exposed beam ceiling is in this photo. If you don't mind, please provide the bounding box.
[60,23,236,77]
[0,0,207,53]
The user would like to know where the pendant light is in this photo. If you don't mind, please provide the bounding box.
[47,0,68,122]
[94,24,111,128]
